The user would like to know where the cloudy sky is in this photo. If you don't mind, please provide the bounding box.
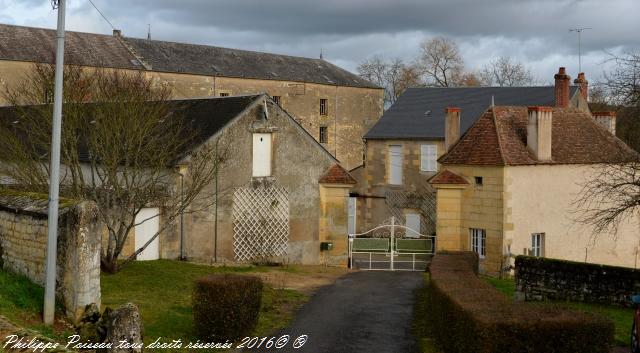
[1,0,638,84]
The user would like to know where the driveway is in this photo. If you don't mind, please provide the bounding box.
[262,271,424,353]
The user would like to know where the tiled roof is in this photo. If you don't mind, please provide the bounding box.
[319,164,357,184]
[428,170,469,185]
[439,106,638,166]
[0,24,379,89]
[365,86,578,140]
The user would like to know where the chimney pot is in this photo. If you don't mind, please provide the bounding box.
[593,111,616,135]
[527,106,553,161]
[554,67,571,108]
[573,72,589,102]
[445,107,461,151]
[113,29,122,37]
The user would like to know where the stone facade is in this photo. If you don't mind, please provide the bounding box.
[515,255,640,307]
[0,191,101,323]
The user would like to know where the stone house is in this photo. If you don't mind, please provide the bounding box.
[350,68,589,237]
[0,23,384,169]
[0,94,356,265]
[429,100,638,275]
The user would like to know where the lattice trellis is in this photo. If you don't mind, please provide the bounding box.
[385,190,436,236]
[233,186,289,262]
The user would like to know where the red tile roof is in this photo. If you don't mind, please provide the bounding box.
[428,169,469,185]
[439,106,638,166]
[319,164,357,184]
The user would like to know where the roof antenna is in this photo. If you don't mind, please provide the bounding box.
[147,24,151,40]
[569,27,591,73]
[320,48,324,60]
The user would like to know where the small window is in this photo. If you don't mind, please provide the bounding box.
[420,144,437,172]
[272,96,281,105]
[470,228,486,258]
[531,233,545,257]
[474,176,483,186]
[388,145,403,185]
[320,98,328,115]
[219,92,230,97]
[319,126,328,144]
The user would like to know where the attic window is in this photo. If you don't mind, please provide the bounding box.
[272,96,281,106]
[474,176,483,186]
[219,92,230,97]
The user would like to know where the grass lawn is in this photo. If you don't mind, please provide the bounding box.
[101,260,310,345]
[412,274,441,353]
[482,275,634,347]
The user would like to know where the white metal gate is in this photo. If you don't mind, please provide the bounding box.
[348,217,435,271]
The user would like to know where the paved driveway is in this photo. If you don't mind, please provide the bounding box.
[262,271,424,353]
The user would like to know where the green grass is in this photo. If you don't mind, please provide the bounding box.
[101,260,308,347]
[483,275,634,347]
[412,274,441,353]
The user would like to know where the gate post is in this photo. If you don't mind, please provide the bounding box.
[390,216,395,271]
[348,234,353,269]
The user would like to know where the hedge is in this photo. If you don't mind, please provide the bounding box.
[193,274,263,341]
[427,251,614,353]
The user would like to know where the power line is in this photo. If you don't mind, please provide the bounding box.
[87,0,116,30]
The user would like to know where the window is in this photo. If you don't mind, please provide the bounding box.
[219,92,230,97]
[474,176,483,186]
[388,145,403,185]
[252,133,272,177]
[319,126,328,143]
[320,98,328,115]
[348,197,357,235]
[531,233,545,257]
[272,95,281,105]
[420,144,438,172]
[405,212,421,238]
[470,228,486,258]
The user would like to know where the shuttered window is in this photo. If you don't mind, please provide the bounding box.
[420,144,437,172]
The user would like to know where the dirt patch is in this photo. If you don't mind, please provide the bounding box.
[252,266,350,295]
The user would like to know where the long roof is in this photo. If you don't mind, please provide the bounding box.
[0,23,378,89]
[365,86,578,140]
[439,106,637,166]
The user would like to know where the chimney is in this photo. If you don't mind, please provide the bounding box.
[112,29,122,37]
[554,67,571,108]
[527,106,553,161]
[593,111,616,135]
[445,107,461,151]
[574,72,588,101]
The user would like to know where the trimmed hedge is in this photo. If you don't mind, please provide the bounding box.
[427,251,614,353]
[193,274,263,341]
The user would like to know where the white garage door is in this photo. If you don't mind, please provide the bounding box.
[134,208,160,261]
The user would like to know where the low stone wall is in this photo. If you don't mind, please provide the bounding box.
[515,255,640,307]
[0,190,102,323]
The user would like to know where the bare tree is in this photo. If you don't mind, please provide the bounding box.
[358,56,422,106]
[417,37,464,87]
[479,56,534,87]
[0,64,222,273]
[455,72,481,87]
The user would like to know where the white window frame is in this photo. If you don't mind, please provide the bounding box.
[470,228,486,258]
[531,233,545,257]
[420,144,438,172]
[252,133,272,177]
[388,145,403,185]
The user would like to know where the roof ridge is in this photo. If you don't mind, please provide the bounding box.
[490,107,508,165]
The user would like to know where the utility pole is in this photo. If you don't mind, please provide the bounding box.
[44,0,66,325]
[569,27,591,73]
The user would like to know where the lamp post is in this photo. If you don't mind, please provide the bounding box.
[44,0,66,325]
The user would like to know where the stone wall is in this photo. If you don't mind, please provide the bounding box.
[0,191,101,322]
[515,255,640,307]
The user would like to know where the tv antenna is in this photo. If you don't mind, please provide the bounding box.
[569,27,591,73]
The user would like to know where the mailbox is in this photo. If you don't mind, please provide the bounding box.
[320,242,334,251]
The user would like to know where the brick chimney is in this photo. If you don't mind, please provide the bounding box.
[445,107,461,151]
[554,67,571,108]
[574,72,588,101]
[593,111,616,135]
[527,107,553,161]
[112,29,122,37]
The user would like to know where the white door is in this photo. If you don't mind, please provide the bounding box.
[134,208,160,261]
[252,133,272,177]
[348,197,357,234]
[388,145,403,185]
[405,213,421,238]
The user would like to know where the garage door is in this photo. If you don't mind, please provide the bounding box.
[134,208,160,261]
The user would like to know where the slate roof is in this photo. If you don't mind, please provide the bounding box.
[319,164,357,184]
[438,106,638,166]
[365,86,579,140]
[428,169,468,185]
[0,23,378,89]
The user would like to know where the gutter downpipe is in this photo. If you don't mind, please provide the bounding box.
[214,138,220,263]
